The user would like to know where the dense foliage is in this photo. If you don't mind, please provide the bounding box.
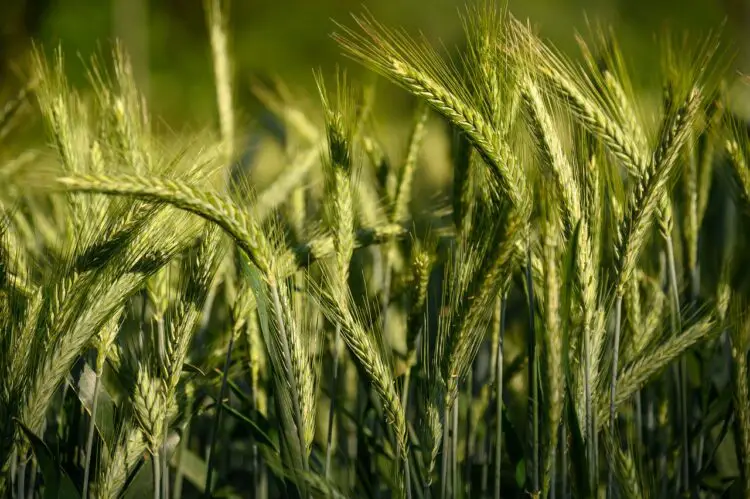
[1,1,749,498]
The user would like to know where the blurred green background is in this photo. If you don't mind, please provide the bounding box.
[0,0,747,128]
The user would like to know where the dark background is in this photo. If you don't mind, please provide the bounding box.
[1,0,747,128]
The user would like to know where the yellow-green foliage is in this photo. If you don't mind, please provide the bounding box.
[1,2,749,499]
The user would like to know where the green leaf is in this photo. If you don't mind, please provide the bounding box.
[183,362,207,377]
[564,382,593,498]
[222,402,279,452]
[515,459,526,489]
[15,419,81,499]
[169,446,208,494]
[71,363,116,451]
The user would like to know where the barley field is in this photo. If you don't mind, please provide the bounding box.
[0,1,749,498]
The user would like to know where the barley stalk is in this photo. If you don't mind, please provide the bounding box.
[731,310,750,497]
[541,217,564,496]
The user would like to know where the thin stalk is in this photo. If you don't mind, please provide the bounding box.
[26,454,37,499]
[173,421,190,499]
[691,262,706,476]
[162,425,169,499]
[82,371,101,498]
[665,237,689,493]
[410,449,425,499]
[153,449,161,499]
[583,305,594,487]
[441,405,451,499]
[482,296,501,496]
[17,456,25,499]
[404,374,414,499]
[156,317,169,499]
[248,314,267,499]
[635,390,643,453]
[405,452,414,499]
[561,418,567,499]
[10,449,16,495]
[257,460,268,499]
[494,293,507,499]
[656,380,669,499]
[325,324,342,479]
[550,436,557,499]
[204,327,237,497]
[401,369,412,416]
[377,251,392,499]
[402,325,424,417]
[386,421,413,499]
[380,251,393,333]
[607,295,623,499]
[451,400,459,498]
[526,244,539,496]
[250,369,258,494]
[464,369,474,499]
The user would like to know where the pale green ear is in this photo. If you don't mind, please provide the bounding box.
[245,255,271,351]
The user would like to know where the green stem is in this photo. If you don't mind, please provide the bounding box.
[325,324,342,479]
[17,455,25,499]
[82,371,101,498]
[441,405,450,499]
[162,425,169,499]
[607,295,623,499]
[561,418,567,498]
[204,326,237,497]
[402,324,424,422]
[156,317,169,499]
[494,293,506,499]
[405,452,414,499]
[583,306,594,487]
[635,390,643,459]
[173,421,190,499]
[451,400,459,498]
[26,451,37,499]
[381,247,393,327]
[464,369,474,499]
[153,449,161,499]
[9,448,17,496]
[526,244,539,496]
[550,436,557,499]
[665,236,689,493]
[401,368,412,418]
